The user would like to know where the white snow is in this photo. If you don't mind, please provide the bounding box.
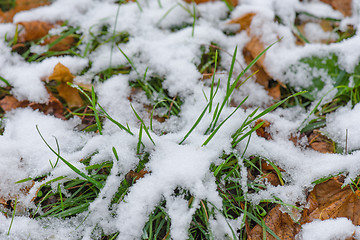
[0,0,359,239]
[297,218,359,240]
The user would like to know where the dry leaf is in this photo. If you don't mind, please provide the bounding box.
[56,83,83,109]
[302,178,360,225]
[248,205,301,240]
[43,35,75,52]
[261,160,285,172]
[14,21,75,52]
[184,0,238,7]
[29,92,64,118]
[0,0,49,23]
[320,0,352,17]
[17,21,55,42]
[125,169,149,184]
[255,119,273,140]
[228,12,256,33]
[0,95,28,111]
[261,172,282,186]
[308,130,335,154]
[49,62,75,82]
[0,92,64,118]
[49,63,83,108]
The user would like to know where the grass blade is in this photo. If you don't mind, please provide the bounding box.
[36,125,103,189]
[7,198,17,235]
[202,96,248,146]
[179,103,209,145]
[130,104,156,145]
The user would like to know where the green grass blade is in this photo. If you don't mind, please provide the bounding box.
[232,121,265,148]
[130,104,156,145]
[36,126,103,189]
[179,103,209,145]
[91,86,103,135]
[7,198,17,235]
[203,96,248,146]
[98,103,133,135]
[117,45,139,75]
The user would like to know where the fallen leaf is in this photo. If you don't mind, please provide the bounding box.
[308,130,335,153]
[228,12,256,33]
[302,178,360,225]
[49,62,75,82]
[0,95,28,111]
[248,205,301,240]
[249,176,360,239]
[43,35,75,52]
[261,172,282,186]
[255,119,273,140]
[0,92,64,118]
[17,21,55,42]
[320,0,352,17]
[0,0,49,23]
[184,0,238,7]
[125,169,149,184]
[13,21,75,53]
[261,160,285,172]
[48,63,83,108]
[29,92,64,118]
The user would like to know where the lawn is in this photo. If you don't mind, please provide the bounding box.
[0,0,360,239]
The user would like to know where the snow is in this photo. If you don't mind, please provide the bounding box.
[297,218,360,240]
[0,0,359,239]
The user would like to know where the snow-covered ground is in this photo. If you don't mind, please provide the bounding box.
[1,0,360,239]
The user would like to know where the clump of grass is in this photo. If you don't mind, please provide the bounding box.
[129,74,182,120]
[198,43,222,77]
[282,53,360,133]
[0,0,15,12]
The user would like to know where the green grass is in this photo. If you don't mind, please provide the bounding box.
[281,53,360,135]
[2,37,297,240]
[0,0,15,12]
[1,3,343,238]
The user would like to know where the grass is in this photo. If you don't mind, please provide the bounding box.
[20,38,306,239]
[2,1,358,239]
[282,53,360,135]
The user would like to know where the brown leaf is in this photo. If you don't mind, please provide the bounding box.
[261,160,285,172]
[0,0,50,23]
[56,83,83,109]
[248,205,301,240]
[48,63,83,108]
[15,21,75,52]
[0,95,28,111]
[228,12,256,33]
[184,0,238,7]
[0,92,64,118]
[308,130,335,154]
[302,178,360,225]
[49,62,75,82]
[261,172,281,186]
[320,0,352,17]
[17,21,55,42]
[29,91,64,118]
[255,119,273,140]
[125,169,149,184]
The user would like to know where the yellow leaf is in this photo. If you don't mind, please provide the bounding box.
[49,63,83,108]
[56,83,83,109]
[48,62,75,83]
